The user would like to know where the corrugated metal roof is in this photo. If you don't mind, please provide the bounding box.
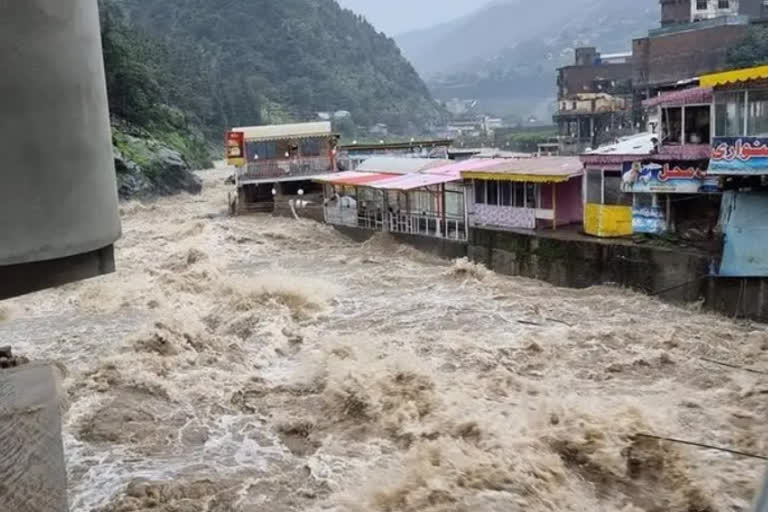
[355,156,445,174]
[422,158,499,176]
[233,122,332,141]
[643,87,713,108]
[462,157,582,177]
[583,133,655,157]
[313,171,395,186]
[368,172,460,191]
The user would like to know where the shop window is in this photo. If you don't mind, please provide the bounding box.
[715,91,745,137]
[474,180,486,205]
[512,182,526,207]
[525,183,537,208]
[246,140,277,160]
[587,171,603,204]
[300,138,322,157]
[748,89,768,136]
[684,105,711,144]
[604,171,632,206]
[662,107,682,144]
[487,180,499,206]
[500,181,512,206]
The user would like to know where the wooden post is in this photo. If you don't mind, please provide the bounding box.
[552,182,557,231]
[442,183,448,238]
[0,363,68,512]
[382,189,388,232]
[406,191,411,234]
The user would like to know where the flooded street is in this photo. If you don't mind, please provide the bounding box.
[1,169,767,511]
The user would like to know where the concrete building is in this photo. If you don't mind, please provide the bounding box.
[230,121,338,213]
[632,13,753,124]
[703,65,768,277]
[661,0,766,25]
[554,48,634,155]
[632,0,768,125]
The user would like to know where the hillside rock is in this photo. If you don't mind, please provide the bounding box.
[114,135,202,200]
[115,150,152,199]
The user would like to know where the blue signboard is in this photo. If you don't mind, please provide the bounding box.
[633,205,667,234]
[710,137,768,175]
[621,162,719,194]
[719,191,768,277]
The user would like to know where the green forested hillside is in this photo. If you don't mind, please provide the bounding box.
[113,0,444,135]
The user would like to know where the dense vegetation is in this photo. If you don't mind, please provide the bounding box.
[100,0,212,171]
[112,0,444,136]
[728,26,768,69]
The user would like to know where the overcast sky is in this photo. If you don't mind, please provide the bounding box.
[336,0,481,35]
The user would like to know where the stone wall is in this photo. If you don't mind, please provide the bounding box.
[332,225,468,260]
[328,222,768,322]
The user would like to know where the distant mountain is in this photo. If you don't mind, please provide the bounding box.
[397,0,657,119]
[114,0,444,135]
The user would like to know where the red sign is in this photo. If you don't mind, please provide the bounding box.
[226,131,245,166]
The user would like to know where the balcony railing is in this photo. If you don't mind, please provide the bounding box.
[238,156,334,182]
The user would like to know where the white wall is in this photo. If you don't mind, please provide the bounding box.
[691,0,739,21]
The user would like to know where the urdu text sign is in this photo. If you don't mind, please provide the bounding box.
[709,137,768,175]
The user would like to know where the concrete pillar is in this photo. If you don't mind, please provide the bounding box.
[0,364,67,512]
[0,0,121,268]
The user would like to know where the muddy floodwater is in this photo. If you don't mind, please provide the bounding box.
[2,170,767,511]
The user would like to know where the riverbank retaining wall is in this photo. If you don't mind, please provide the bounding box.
[332,224,768,322]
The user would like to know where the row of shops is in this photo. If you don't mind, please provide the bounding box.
[312,64,768,278]
[582,64,768,277]
[313,156,583,243]
[226,65,768,278]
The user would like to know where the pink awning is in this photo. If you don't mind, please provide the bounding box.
[368,171,461,191]
[313,171,395,186]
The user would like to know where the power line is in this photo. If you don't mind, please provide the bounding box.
[700,357,768,376]
[634,433,768,461]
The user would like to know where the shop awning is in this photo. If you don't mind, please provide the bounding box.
[642,87,713,108]
[368,172,461,191]
[461,157,583,183]
[312,171,395,186]
[700,65,768,88]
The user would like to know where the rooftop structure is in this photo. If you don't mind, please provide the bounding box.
[555,47,634,155]
[463,157,584,232]
[234,121,332,142]
[228,121,338,213]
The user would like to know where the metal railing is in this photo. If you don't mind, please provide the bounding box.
[325,207,467,241]
[239,157,334,181]
[386,212,467,241]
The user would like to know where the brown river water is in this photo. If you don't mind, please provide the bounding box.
[1,169,767,511]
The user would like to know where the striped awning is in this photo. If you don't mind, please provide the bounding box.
[313,171,395,186]
[700,65,768,88]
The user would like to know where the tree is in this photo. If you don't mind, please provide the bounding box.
[728,27,768,69]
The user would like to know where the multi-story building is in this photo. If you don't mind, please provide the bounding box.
[703,65,768,276]
[632,0,765,125]
[228,121,339,213]
[661,0,765,25]
[554,48,634,155]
